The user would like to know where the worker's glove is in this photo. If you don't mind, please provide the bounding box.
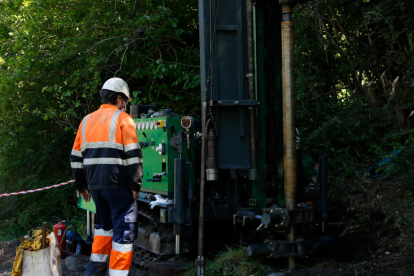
[80,189,91,202]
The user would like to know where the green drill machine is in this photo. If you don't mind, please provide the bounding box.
[77,0,330,271]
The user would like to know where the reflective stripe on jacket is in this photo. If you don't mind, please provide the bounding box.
[70,104,143,192]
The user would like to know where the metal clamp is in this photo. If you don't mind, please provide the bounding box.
[194,258,205,266]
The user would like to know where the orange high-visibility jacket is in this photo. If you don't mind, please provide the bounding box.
[70,104,143,192]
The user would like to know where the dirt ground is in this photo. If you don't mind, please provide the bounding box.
[1,238,414,275]
[0,240,17,276]
[2,176,414,276]
[283,253,414,276]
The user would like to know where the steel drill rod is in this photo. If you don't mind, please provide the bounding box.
[246,0,258,174]
[282,9,296,211]
[197,97,207,275]
[281,2,297,271]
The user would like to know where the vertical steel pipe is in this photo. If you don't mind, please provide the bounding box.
[91,212,96,239]
[280,0,296,270]
[174,158,186,227]
[281,3,296,211]
[206,128,218,181]
[175,235,181,256]
[246,0,258,179]
[197,97,208,274]
[174,158,185,257]
[86,210,92,242]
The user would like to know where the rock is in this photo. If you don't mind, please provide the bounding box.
[7,240,20,247]
[132,268,149,276]
[65,256,84,272]
[65,273,84,276]
[268,272,285,276]
[167,256,190,264]
[148,261,185,276]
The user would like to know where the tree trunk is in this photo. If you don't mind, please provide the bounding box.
[394,107,407,129]
[363,81,380,106]
[382,74,409,129]
[380,70,392,98]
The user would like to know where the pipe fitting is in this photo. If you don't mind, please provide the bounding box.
[246,243,272,257]
[261,212,284,226]
[279,0,295,4]
[206,129,218,181]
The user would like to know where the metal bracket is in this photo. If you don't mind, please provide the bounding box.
[279,0,295,5]
[249,169,259,180]
[209,100,259,107]
[146,178,161,182]
[288,205,315,225]
[170,132,183,154]
[266,238,319,258]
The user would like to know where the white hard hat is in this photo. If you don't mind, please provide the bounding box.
[102,78,131,101]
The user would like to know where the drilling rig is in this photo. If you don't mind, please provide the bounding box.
[77,0,330,272]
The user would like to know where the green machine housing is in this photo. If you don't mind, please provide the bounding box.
[135,116,196,198]
[132,115,201,256]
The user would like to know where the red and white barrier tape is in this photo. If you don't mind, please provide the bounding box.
[0,179,75,198]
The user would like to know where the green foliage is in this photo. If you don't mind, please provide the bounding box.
[0,0,199,240]
[0,184,87,241]
[0,0,200,129]
[294,0,414,183]
[183,247,271,276]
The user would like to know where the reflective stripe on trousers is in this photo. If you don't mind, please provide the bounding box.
[90,229,113,262]
[109,268,130,276]
[88,235,134,275]
[108,241,133,275]
[90,240,133,275]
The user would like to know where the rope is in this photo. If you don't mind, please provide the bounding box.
[0,180,75,198]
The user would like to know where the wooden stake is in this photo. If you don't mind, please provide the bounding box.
[41,222,47,249]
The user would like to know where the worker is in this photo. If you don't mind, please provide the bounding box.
[70,77,143,276]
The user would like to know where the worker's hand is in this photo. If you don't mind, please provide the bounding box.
[132,190,139,200]
[80,189,91,202]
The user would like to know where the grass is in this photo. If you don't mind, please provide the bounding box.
[183,247,271,276]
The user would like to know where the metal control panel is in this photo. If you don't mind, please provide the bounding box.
[135,116,195,198]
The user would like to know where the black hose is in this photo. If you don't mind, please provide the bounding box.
[207,197,219,222]
[62,220,78,250]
